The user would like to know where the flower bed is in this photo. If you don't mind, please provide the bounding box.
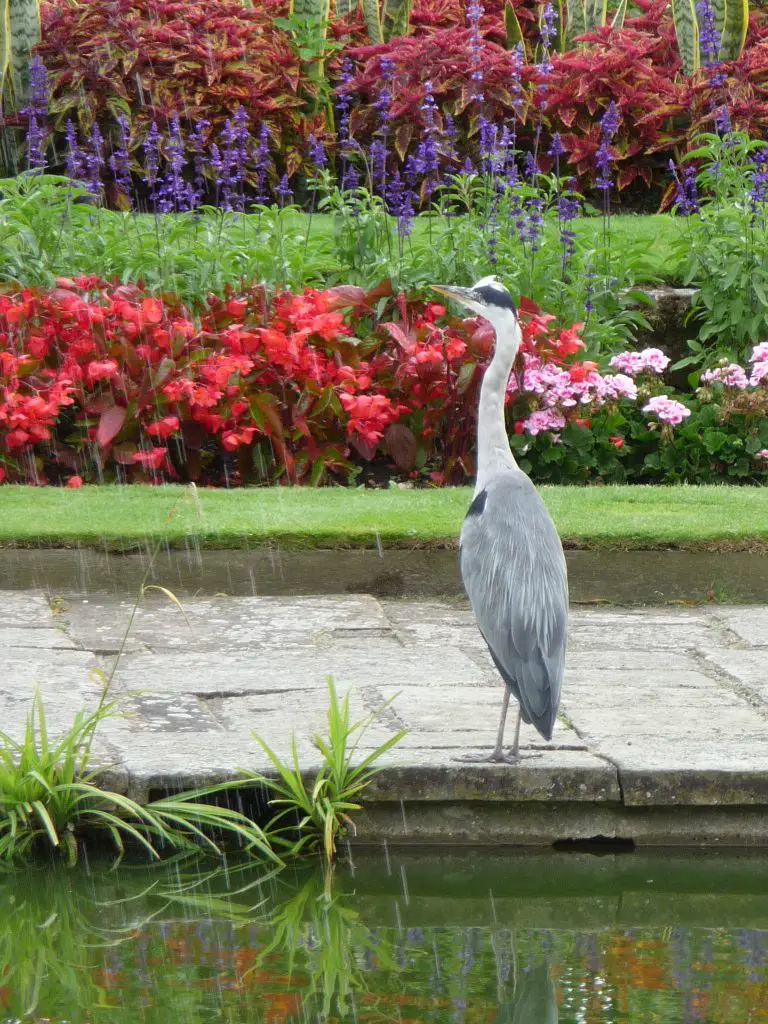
[1,280,766,487]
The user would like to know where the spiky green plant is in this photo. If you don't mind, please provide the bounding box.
[362,0,412,43]
[246,677,407,865]
[0,688,280,866]
[672,0,748,75]
[0,521,282,867]
[0,0,40,110]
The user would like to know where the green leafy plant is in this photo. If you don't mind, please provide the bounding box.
[0,531,281,866]
[246,677,407,865]
[672,129,768,362]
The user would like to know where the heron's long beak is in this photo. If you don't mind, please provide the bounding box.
[430,284,476,306]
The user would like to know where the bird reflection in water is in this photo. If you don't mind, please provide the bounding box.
[494,962,559,1024]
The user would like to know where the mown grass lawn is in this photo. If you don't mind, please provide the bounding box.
[61,207,685,290]
[0,484,765,551]
[284,211,685,284]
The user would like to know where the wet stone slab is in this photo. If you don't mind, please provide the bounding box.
[3,588,768,837]
[61,594,391,652]
[713,608,768,647]
[0,590,57,627]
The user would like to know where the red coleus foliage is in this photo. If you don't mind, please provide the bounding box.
[345,28,536,165]
[37,0,325,180]
[0,279,593,487]
[540,26,685,190]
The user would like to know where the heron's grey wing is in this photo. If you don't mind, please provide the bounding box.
[493,963,558,1024]
[460,470,568,740]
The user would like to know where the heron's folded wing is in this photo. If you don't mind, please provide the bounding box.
[460,472,568,739]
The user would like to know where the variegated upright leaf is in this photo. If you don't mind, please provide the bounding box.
[335,0,359,15]
[504,1,525,53]
[553,0,566,52]
[383,0,411,38]
[611,0,628,29]
[673,0,700,75]
[0,0,11,108]
[566,0,587,46]
[714,0,748,61]
[585,0,607,30]
[291,0,331,20]
[5,0,39,107]
[362,0,383,41]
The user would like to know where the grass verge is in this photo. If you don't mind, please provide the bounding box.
[0,484,766,551]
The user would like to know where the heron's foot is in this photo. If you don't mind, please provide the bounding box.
[452,749,543,765]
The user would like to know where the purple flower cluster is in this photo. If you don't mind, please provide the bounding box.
[65,120,87,181]
[109,115,133,205]
[22,56,48,170]
[467,0,485,104]
[749,147,768,215]
[696,0,721,66]
[669,159,699,216]
[596,101,620,193]
[86,124,105,198]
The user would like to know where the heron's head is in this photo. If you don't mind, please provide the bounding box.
[431,276,520,361]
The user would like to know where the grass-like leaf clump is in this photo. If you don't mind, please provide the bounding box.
[246,677,407,865]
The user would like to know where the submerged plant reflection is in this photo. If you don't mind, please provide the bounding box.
[252,869,400,1020]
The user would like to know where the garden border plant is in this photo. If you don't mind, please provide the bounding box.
[245,676,408,868]
[0,540,281,867]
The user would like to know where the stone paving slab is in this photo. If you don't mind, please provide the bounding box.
[1,589,768,843]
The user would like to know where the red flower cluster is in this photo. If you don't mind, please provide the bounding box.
[0,278,593,486]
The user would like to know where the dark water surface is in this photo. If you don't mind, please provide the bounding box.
[2,546,767,603]
[2,849,767,1023]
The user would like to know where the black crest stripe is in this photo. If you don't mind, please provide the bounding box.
[473,285,516,311]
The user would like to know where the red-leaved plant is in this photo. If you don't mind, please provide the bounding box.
[37,0,326,182]
[0,278,615,486]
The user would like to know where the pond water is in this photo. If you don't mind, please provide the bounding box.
[2,849,767,1023]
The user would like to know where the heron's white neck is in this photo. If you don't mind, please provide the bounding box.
[475,307,520,495]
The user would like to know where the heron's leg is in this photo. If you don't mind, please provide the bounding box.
[491,686,512,760]
[454,687,519,763]
[508,703,523,760]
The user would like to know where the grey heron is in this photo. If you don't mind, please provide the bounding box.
[432,276,568,764]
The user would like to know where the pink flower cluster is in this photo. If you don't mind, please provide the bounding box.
[511,353,638,436]
[643,395,691,425]
[609,348,670,376]
[701,344,768,389]
[700,363,749,389]
[757,449,768,460]
[750,342,768,387]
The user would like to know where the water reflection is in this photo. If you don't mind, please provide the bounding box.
[494,963,558,1024]
[1,851,767,1022]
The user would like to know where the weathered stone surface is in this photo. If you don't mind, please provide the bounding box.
[62,594,391,652]
[353,801,768,846]
[714,608,768,647]
[704,649,768,697]
[0,590,56,626]
[566,609,728,651]
[0,625,76,649]
[107,643,489,697]
[3,587,768,841]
